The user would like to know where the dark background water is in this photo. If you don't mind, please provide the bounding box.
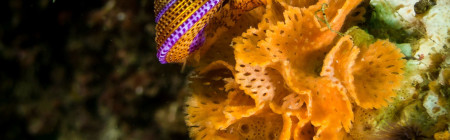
[0,0,190,139]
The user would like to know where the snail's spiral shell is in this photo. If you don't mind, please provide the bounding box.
[154,0,224,64]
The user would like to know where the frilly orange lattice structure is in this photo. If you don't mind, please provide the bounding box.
[184,0,406,139]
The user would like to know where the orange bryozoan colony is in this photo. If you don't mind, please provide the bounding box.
[184,0,406,139]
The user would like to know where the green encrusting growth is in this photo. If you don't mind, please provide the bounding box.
[345,26,413,58]
[345,26,375,47]
[367,0,422,43]
[396,43,412,58]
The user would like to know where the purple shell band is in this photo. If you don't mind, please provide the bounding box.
[157,0,221,64]
[155,0,177,23]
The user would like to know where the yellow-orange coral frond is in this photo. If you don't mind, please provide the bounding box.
[224,112,284,140]
[349,40,406,109]
[270,89,311,115]
[280,112,313,140]
[309,78,353,134]
[198,60,236,75]
[294,121,316,140]
[233,28,271,66]
[305,0,363,48]
[314,124,348,140]
[224,89,264,127]
[186,61,238,137]
[276,0,318,8]
[260,5,331,60]
[321,35,360,94]
[235,60,283,105]
[185,93,229,136]
[184,0,372,139]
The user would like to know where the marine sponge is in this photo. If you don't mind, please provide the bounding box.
[349,40,406,109]
[321,35,360,95]
[184,0,407,139]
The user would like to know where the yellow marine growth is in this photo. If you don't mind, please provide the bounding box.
[184,0,406,139]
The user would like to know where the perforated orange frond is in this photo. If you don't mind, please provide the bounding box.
[224,89,264,127]
[183,0,367,139]
[224,112,284,140]
[270,89,311,115]
[309,78,353,133]
[260,0,363,94]
[342,6,367,30]
[198,60,235,75]
[186,61,237,137]
[185,94,229,138]
[235,60,283,105]
[234,28,272,66]
[259,6,307,63]
[313,124,348,140]
[279,107,312,140]
[321,35,360,93]
[276,0,318,8]
[294,121,316,140]
[349,40,406,109]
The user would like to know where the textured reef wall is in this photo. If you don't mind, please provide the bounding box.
[183,0,449,139]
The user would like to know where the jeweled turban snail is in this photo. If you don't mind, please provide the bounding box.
[154,0,266,64]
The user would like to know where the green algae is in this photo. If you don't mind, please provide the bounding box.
[345,26,375,47]
[345,26,414,58]
[396,43,413,58]
[368,0,422,43]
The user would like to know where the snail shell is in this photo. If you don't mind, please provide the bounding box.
[154,0,224,64]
